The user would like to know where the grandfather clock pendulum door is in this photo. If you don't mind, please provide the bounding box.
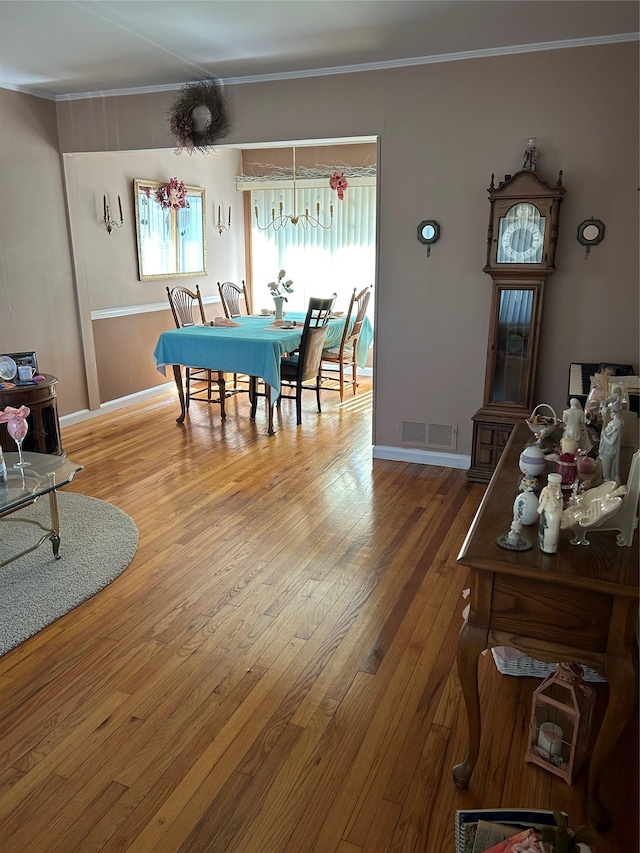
[467,167,565,483]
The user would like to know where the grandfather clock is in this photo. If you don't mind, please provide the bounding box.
[467,167,565,483]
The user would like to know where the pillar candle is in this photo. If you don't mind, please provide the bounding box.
[537,722,563,757]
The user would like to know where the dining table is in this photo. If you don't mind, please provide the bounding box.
[153,311,373,434]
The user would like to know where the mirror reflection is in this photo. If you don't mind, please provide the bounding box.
[582,224,600,241]
[134,178,207,280]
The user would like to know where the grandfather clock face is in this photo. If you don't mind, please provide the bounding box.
[496,202,546,264]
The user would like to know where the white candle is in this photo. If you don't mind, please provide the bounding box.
[537,722,563,757]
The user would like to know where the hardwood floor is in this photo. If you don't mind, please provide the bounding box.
[0,382,636,852]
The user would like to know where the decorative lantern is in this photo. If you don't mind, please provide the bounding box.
[525,662,596,784]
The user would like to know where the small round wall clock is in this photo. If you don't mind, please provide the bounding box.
[417,220,441,256]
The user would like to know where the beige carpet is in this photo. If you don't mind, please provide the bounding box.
[0,492,138,655]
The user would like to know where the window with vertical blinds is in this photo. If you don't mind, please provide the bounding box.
[250,184,376,317]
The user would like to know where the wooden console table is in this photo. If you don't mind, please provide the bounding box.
[0,374,63,455]
[453,422,639,828]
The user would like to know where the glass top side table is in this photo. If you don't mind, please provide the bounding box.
[0,451,83,568]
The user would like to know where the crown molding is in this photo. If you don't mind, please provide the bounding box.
[3,32,636,102]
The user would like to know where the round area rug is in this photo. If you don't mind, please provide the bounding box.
[0,492,138,655]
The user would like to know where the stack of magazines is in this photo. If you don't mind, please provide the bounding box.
[455,809,566,853]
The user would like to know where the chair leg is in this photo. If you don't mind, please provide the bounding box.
[339,361,345,402]
[296,384,303,425]
[352,355,358,396]
[207,369,213,402]
[316,376,322,413]
[185,368,191,411]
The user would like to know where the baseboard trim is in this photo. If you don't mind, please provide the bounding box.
[60,383,175,428]
[373,444,471,469]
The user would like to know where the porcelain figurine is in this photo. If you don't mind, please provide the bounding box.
[538,473,563,554]
[513,480,539,526]
[562,397,592,452]
[599,410,622,484]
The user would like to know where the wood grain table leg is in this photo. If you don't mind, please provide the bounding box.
[267,386,274,435]
[249,377,258,419]
[217,371,226,420]
[588,611,639,828]
[453,620,489,787]
[172,365,186,423]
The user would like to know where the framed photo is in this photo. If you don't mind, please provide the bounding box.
[4,351,38,373]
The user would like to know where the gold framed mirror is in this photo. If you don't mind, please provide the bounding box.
[133,178,207,280]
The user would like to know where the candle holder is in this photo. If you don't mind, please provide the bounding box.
[526,662,596,783]
[103,194,123,235]
[216,204,231,236]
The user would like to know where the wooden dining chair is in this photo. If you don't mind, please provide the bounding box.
[218,280,251,318]
[166,285,226,418]
[319,285,372,401]
[278,295,336,425]
[217,280,253,391]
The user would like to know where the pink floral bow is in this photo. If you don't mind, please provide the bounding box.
[0,405,30,423]
[329,171,348,201]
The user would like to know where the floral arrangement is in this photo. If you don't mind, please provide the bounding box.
[153,177,189,210]
[329,170,348,200]
[268,270,294,301]
[168,78,231,155]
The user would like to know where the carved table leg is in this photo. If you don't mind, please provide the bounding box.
[587,629,639,828]
[267,386,274,435]
[452,620,489,787]
[217,371,226,420]
[249,377,258,419]
[172,365,186,424]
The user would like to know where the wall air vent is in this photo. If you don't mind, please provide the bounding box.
[401,421,457,450]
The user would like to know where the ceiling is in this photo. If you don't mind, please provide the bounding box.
[0,1,637,101]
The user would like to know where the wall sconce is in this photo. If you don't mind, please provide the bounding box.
[216,204,231,235]
[417,220,441,257]
[103,194,123,235]
[577,217,605,258]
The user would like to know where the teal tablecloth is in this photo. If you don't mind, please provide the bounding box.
[154,313,373,397]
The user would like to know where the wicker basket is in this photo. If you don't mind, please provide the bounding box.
[491,648,606,683]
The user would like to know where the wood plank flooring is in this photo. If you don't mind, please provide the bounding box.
[0,382,636,851]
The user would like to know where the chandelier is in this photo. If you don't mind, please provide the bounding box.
[253,147,334,231]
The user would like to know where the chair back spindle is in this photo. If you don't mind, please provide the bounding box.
[167,285,207,328]
[218,280,251,318]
